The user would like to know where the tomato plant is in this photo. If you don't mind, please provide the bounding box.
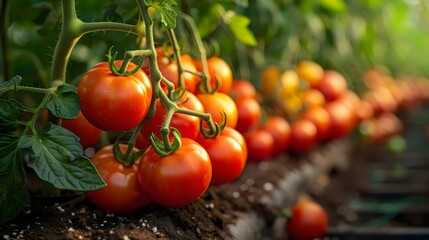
[286,201,328,240]
[85,144,150,213]
[198,127,247,185]
[61,111,102,149]
[138,138,212,207]
[245,128,274,163]
[197,92,238,129]
[78,60,152,132]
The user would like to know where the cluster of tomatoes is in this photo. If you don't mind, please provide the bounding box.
[358,69,429,145]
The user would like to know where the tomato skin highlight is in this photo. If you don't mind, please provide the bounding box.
[78,61,152,132]
[61,111,101,149]
[85,144,150,213]
[138,138,212,207]
[198,127,247,186]
[286,201,328,240]
[197,92,238,129]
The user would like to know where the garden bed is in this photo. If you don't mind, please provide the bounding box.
[1,140,352,240]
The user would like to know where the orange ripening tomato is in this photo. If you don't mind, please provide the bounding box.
[194,57,233,94]
[296,60,324,88]
[78,61,152,132]
[259,65,281,95]
[143,47,198,93]
[229,79,257,100]
[85,144,150,213]
[197,92,238,129]
[61,111,101,149]
[325,101,356,140]
[300,88,325,109]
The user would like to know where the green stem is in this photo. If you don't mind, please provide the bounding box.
[118,49,152,74]
[19,90,54,138]
[179,13,212,93]
[167,28,185,88]
[0,85,51,96]
[51,0,145,84]
[160,109,175,151]
[177,107,218,136]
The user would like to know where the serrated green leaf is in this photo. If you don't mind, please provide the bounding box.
[46,84,80,120]
[150,0,177,28]
[0,135,29,224]
[318,0,347,12]
[228,15,257,46]
[0,99,22,132]
[18,124,105,191]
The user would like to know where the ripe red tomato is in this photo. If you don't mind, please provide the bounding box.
[61,111,101,149]
[245,128,274,163]
[198,127,247,186]
[143,47,198,93]
[139,93,202,149]
[261,116,291,154]
[222,126,248,161]
[314,70,347,102]
[197,92,238,129]
[235,97,261,134]
[229,79,257,100]
[286,201,328,240]
[78,61,152,132]
[85,144,150,213]
[138,138,212,207]
[178,90,205,113]
[300,106,330,142]
[194,57,233,93]
[325,101,355,140]
[289,119,318,154]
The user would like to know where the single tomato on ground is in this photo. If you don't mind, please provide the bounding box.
[286,201,328,240]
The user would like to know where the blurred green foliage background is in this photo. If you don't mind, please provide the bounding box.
[2,0,429,92]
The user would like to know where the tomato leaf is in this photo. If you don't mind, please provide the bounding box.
[227,15,257,46]
[0,99,24,132]
[46,84,80,120]
[318,0,347,12]
[0,135,29,224]
[149,0,177,28]
[17,123,105,191]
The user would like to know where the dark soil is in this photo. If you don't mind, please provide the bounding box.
[1,151,310,240]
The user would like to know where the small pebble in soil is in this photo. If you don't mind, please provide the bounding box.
[232,191,240,198]
[122,234,130,240]
[68,227,75,232]
[240,184,248,191]
[57,206,65,212]
[258,162,269,171]
[263,182,274,191]
[246,178,255,186]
